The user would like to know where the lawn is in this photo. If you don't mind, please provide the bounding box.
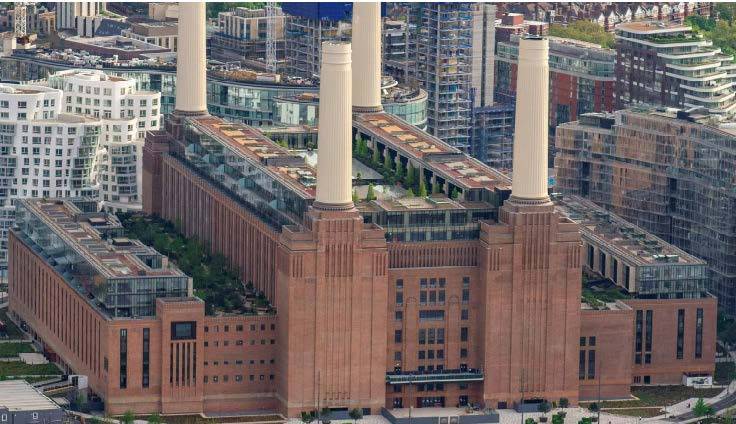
[0,342,34,358]
[602,407,663,418]
[0,361,61,377]
[582,386,722,410]
[0,308,25,339]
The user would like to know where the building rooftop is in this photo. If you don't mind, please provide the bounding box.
[354,112,512,191]
[0,380,62,412]
[358,196,490,213]
[190,116,317,198]
[20,198,186,280]
[554,194,705,267]
[616,21,690,35]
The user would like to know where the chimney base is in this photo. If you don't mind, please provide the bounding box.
[506,195,552,207]
[353,105,384,114]
[312,200,356,212]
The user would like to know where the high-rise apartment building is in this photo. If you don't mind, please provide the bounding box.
[9,3,717,418]
[615,21,736,115]
[0,83,101,273]
[410,3,473,151]
[282,3,353,79]
[48,69,162,212]
[495,35,615,162]
[55,2,107,37]
[556,109,736,315]
[211,6,286,63]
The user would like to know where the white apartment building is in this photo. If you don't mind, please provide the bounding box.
[47,69,161,212]
[0,83,101,272]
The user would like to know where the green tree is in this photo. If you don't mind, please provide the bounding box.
[395,159,403,180]
[552,413,565,424]
[365,184,377,201]
[451,187,460,199]
[301,412,315,424]
[406,163,415,187]
[693,398,714,417]
[406,188,415,198]
[383,149,392,170]
[525,418,536,424]
[418,178,428,197]
[147,413,162,424]
[559,398,569,408]
[349,408,363,424]
[120,410,136,424]
[587,403,599,414]
[352,189,359,204]
[549,21,615,49]
[371,144,380,166]
[538,401,552,418]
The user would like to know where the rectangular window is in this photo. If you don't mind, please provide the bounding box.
[579,350,586,380]
[418,329,426,344]
[460,327,468,342]
[587,350,596,379]
[645,310,653,352]
[394,330,402,343]
[635,310,643,353]
[419,310,445,321]
[587,245,594,268]
[396,291,403,305]
[677,309,685,360]
[120,329,128,389]
[171,321,196,340]
[142,328,150,388]
[437,328,445,344]
[695,308,703,359]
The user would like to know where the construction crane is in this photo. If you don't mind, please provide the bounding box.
[14,2,28,37]
[265,1,276,72]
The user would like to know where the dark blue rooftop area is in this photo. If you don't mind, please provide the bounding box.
[281,3,387,21]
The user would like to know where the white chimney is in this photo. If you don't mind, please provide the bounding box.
[511,36,550,203]
[315,42,353,209]
[352,2,383,113]
[175,1,207,114]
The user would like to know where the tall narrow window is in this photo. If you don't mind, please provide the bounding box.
[635,310,643,353]
[142,328,150,388]
[599,251,606,275]
[645,310,653,353]
[677,309,685,360]
[579,350,586,380]
[119,329,128,389]
[695,308,703,359]
[587,350,596,379]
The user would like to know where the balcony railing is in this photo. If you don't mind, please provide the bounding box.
[386,368,483,384]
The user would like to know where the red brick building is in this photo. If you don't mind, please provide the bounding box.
[7,6,717,419]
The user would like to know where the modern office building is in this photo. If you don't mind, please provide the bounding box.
[282,3,353,80]
[55,1,110,38]
[10,4,717,417]
[120,20,178,52]
[615,21,736,115]
[555,109,736,315]
[48,69,162,212]
[0,82,101,275]
[212,6,285,63]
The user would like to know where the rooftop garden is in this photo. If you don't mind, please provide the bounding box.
[686,8,736,58]
[581,271,631,309]
[549,21,615,49]
[118,213,274,316]
[352,136,461,202]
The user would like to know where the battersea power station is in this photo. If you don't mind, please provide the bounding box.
[8,2,716,418]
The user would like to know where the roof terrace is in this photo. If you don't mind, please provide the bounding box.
[554,194,704,267]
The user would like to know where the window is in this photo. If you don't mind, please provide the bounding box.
[677,309,685,360]
[171,321,196,340]
[579,350,586,380]
[587,350,596,379]
[119,329,128,389]
[1,414,7,422]
[580,337,586,346]
[396,279,403,289]
[396,291,403,305]
[645,310,653,352]
[419,310,444,321]
[635,310,643,353]
[695,308,703,359]
[32,413,38,420]
[142,328,150,388]
[460,327,468,342]
[461,309,469,320]
[394,330,402,343]
[395,311,403,321]
[588,336,596,347]
[419,329,426,344]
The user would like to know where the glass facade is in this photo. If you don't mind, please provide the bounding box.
[556,109,736,314]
